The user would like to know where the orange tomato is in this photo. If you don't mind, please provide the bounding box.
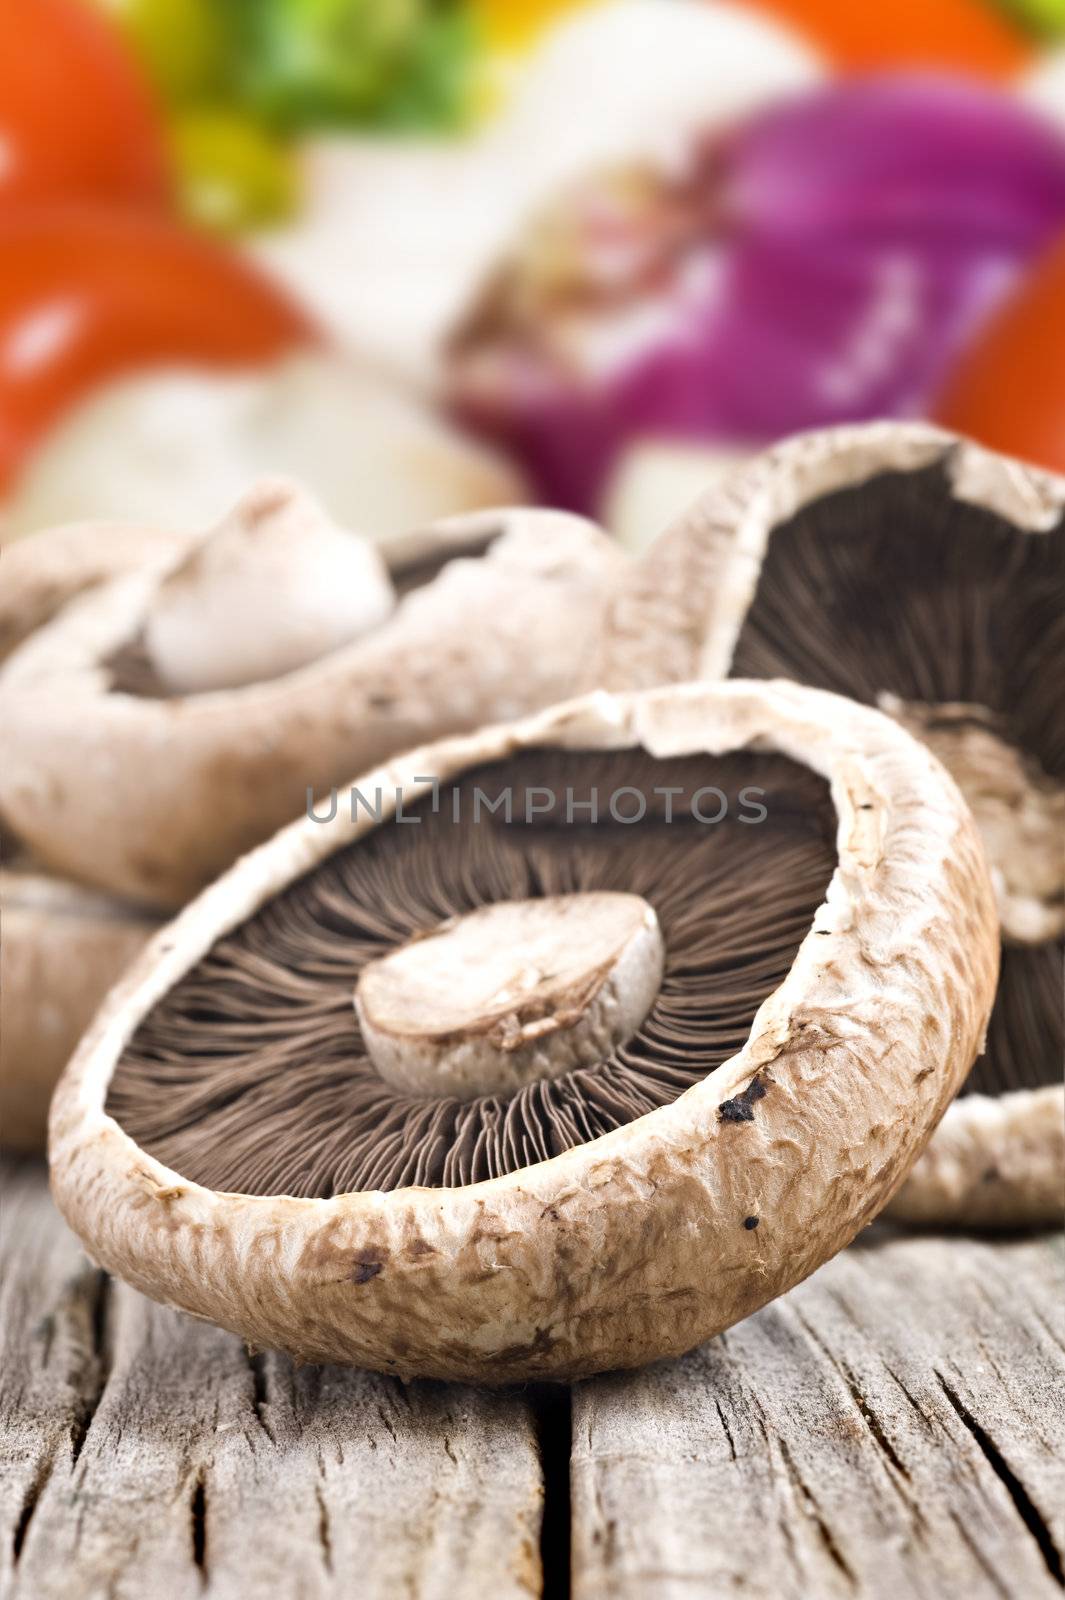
[934,237,1065,473]
[0,208,317,492]
[0,0,171,209]
[747,0,1033,80]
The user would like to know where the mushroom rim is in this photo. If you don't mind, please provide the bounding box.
[50,677,994,1222]
[689,421,1065,686]
[886,1083,1065,1230]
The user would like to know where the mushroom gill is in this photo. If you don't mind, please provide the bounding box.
[725,462,1064,1100]
[105,746,837,1198]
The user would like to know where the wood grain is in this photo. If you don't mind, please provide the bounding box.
[0,1158,543,1600]
[2,1155,1062,1600]
[572,1230,1065,1600]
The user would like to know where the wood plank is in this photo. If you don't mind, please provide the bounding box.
[571,1230,1065,1600]
[0,1158,543,1600]
[5,1153,1063,1600]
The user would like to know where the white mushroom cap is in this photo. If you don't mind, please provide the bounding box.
[143,479,395,695]
[49,680,998,1382]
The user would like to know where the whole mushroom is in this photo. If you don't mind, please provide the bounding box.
[0,485,619,1148]
[50,680,996,1380]
[0,480,624,909]
[597,422,1064,1227]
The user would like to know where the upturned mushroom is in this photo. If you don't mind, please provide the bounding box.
[0,480,622,909]
[50,680,997,1381]
[597,423,1064,1227]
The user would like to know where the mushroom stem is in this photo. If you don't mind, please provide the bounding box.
[355,893,664,1101]
[143,478,396,695]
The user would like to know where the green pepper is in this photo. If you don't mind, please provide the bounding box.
[224,0,476,132]
[100,0,229,102]
[171,108,299,233]
[997,0,1065,36]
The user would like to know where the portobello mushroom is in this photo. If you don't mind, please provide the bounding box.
[0,480,622,909]
[598,422,1064,1227]
[50,680,996,1381]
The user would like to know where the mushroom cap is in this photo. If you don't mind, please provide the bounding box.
[0,497,622,908]
[49,679,997,1382]
[596,422,1063,1228]
[1,866,159,1151]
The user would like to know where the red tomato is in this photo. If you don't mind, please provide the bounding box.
[0,0,170,209]
[935,238,1065,475]
[0,208,317,491]
[748,0,1033,81]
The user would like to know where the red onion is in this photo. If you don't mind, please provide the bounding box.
[447,76,1065,514]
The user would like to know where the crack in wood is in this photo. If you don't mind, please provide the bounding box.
[532,1385,572,1600]
[314,1481,333,1574]
[246,1349,276,1444]
[935,1369,1065,1587]
[69,1270,112,1469]
[10,1452,55,1567]
[776,1436,859,1591]
[189,1472,207,1579]
[788,1302,912,1485]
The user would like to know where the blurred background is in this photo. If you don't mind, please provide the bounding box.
[3,0,1065,549]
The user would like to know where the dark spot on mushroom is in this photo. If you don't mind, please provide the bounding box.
[718,1077,768,1124]
[743,1215,760,1230]
[106,748,834,1196]
[353,1260,383,1284]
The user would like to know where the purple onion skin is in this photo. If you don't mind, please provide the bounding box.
[450,76,1065,515]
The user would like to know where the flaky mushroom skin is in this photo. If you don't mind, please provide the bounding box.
[596,422,1064,1232]
[887,1087,1064,1230]
[0,506,621,908]
[50,682,997,1382]
[1,871,158,1151]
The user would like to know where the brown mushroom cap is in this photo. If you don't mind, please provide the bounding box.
[0,488,623,909]
[50,680,997,1382]
[597,423,1064,1227]
[1,866,159,1151]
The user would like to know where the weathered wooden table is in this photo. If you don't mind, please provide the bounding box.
[2,1154,1062,1600]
